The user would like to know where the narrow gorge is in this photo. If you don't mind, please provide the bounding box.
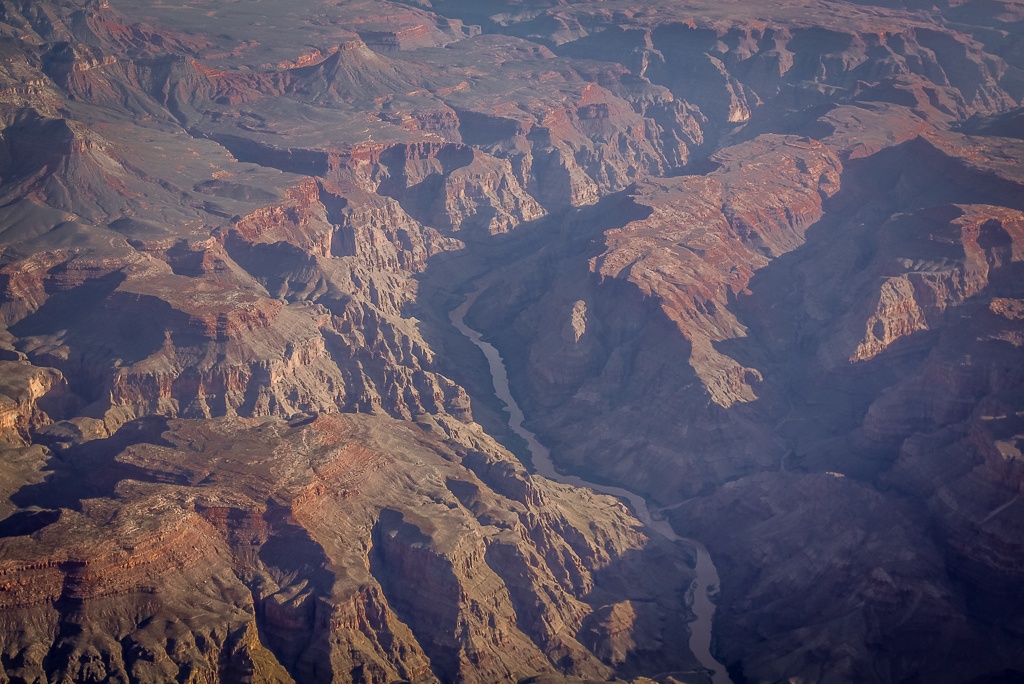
[0,0,1022,682]
[451,278,731,684]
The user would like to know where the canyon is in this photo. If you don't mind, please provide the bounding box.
[0,0,1022,682]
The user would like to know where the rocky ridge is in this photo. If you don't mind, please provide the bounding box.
[428,1,1024,681]
[0,0,1022,682]
[0,413,696,683]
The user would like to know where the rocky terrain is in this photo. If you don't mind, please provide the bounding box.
[0,0,1022,681]
[0,413,697,683]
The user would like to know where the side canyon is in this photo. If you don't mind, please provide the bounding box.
[0,0,1022,682]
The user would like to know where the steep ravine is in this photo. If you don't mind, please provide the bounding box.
[450,280,732,684]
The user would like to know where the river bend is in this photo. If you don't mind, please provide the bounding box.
[450,283,732,684]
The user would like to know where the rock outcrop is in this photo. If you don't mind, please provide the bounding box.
[0,0,1022,681]
[467,134,842,499]
[0,413,697,683]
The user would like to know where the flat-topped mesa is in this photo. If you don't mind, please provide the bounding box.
[346,11,477,54]
[112,278,283,343]
[380,107,462,137]
[0,508,224,609]
[358,25,444,52]
[69,0,212,59]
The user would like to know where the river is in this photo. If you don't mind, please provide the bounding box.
[450,281,732,684]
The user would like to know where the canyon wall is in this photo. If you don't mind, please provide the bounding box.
[0,0,1021,681]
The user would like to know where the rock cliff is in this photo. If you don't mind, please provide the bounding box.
[0,413,696,683]
[0,0,1022,681]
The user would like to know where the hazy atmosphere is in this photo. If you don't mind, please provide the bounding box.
[0,0,1022,682]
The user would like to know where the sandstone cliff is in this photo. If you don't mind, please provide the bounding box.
[0,413,697,683]
[0,0,1022,681]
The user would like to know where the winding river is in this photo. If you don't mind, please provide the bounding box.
[450,282,732,684]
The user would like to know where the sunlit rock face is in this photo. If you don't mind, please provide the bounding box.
[0,0,1022,681]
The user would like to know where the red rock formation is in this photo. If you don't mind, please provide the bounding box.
[594,135,842,406]
[0,0,1022,681]
[823,204,1024,365]
[0,414,697,682]
[0,361,66,443]
[465,135,841,502]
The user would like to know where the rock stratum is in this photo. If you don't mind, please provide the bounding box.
[0,413,695,683]
[0,0,1022,682]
